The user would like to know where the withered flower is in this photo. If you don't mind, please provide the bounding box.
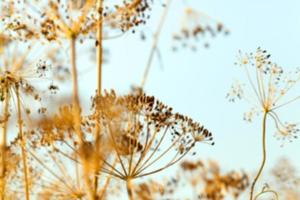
[227,48,300,199]
[90,90,213,180]
[172,7,229,52]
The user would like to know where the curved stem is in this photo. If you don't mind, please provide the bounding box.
[249,111,268,200]
[126,179,134,200]
[254,189,279,200]
[16,86,30,200]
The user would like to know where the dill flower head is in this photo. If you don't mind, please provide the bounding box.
[1,0,96,42]
[29,89,213,198]
[103,0,153,33]
[227,48,300,145]
[89,90,213,180]
[0,45,58,106]
[2,0,153,43]
[134,159,249,200]
[172,7,229,51]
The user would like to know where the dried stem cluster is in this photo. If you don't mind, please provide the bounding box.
[0,1,220,199]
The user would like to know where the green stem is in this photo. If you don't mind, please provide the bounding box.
[249,111,268,200]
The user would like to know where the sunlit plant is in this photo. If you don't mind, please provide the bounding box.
[227,47,300,200]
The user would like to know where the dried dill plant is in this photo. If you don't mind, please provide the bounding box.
[171,7,229,52]
[268,157,300,200]
[251,157,300,200]
[133,159,249,200]
[227,48,300,200]
[0,0,226,199]
[88,90,214,199]
[0,43,58,199]
[27,89,213,200]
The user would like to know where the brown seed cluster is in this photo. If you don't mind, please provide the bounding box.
[228,48,300,145]
[89,90,213,178]
[104,0,152,33]
[172,8,229,52]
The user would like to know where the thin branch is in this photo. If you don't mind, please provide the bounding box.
[141,0,172,88]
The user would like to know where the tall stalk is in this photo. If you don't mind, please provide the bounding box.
[69,37,81,121]
[69,36,94,200]
[93,0,104,196]
[249,111,268,200]
[96,0,103,95]
[0,91,9,200]
[126,179,134,200]
[16,85,30,200]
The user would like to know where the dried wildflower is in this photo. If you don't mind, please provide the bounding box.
[134,159,249,200]
[103,0,152,33]
[256,158,300,200]
[271,157,300,190]
[3,0,153,43]
[90,90,214,199]
[90,90,213,177]
[226,81,244,102]
[0,46,58,110]
[228,48,300,144]
[172,7,229,51]
[134,180,165,200]
[227,48,300,199]
[180,160,249,200]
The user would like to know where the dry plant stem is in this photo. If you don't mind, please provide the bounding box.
[93,0,103,196]
[96,0,103,95]
[254,189,279,200]
[69,36,81,134]
[141,0,172,88]
[16,86,30,200]
[69,36,94,200]
[98,158,117,199]
[249,111,267,200]
[126,179,134,200]
[0,93,9,200]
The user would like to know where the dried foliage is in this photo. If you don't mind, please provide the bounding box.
[133,159,249,200]
[228,48,300,200]
[0,0,298,200]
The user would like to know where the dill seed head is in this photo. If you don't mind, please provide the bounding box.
[171,7,229,52]
[228,48,300,145]
[88,90,213,180]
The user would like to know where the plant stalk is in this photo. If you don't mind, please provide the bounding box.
[249,111,268,200]
[126,179,134,200]
[0,91,9,200]
[69,36,94,200]
[93,0,104,197]
[96,0,103,96]
[141,0,172,88]
[16,85,30,200]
